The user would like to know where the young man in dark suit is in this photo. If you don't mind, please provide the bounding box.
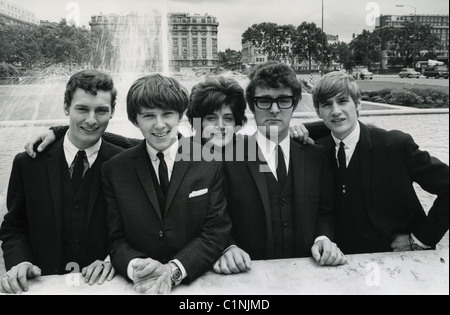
[0,70,123,294]
[311,71,449,254]
[101,74,231,294]
[214,61,346,275]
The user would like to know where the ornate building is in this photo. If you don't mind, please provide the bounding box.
[0,0,39,26]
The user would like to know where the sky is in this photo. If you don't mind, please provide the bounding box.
[6,0,450,51]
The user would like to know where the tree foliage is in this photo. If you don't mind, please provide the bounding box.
[242,23,295,61]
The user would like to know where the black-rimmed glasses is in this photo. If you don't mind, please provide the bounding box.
[253,96,297,110]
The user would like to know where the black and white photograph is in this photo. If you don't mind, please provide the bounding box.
[0,0,448,299]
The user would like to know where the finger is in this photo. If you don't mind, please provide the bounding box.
[24,142,37,159]
[298,125,309,144]
[1,277,14,294]
[133,260,159,280]
[213,260,222,274]
[88,265,104,285]
[219,258,232,275]
[82,267,87,277]
[324,245,339,266]
[311,244,321,262]
[320,242,331,266]
[17,265,30,292]
[28,265,41,278]
[133,279,156,293]
[226,253,241,273]
[97,263,110,285]
[83,264,96,283]
[159,273,172,295]
[37,137,54,153]
[7,269,24,294]
[107,267,116,281]
[306,138,315,145]
[243,253,252,271]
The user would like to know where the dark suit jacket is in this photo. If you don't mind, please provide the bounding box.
[0,138,123,275]
[102,137,231,282]
[223,134,335,260]
[316,122,449,248]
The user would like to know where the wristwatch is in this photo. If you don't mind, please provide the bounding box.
[409,235,424,251]
[169,261,183,286]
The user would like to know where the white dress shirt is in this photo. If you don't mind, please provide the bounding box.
[63,132,102,174]
[256,130,290,179]
[331,123,360,168]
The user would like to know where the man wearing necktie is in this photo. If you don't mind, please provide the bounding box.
[0,70,123,294]
[312,72,449,254]
[101,74,231,294]
[214,61,346,275]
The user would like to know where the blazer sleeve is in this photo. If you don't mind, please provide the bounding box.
[173,163,232,282]
[404,134,449,246]
[101,162,147,280]
[0,155,34,270]
[314,146,336,241]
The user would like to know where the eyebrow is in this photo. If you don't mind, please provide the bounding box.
[254,94,294,98]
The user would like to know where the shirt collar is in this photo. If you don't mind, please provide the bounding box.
[63,132,102,167]
[332,122,360,150]
[146,139,179,162]
[256,129,290,159]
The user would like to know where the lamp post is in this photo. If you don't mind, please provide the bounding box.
[396,4,417,68]
[321,0,324,76]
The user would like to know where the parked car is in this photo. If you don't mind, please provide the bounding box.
[399,68,421,78]
[352,68,373,80]
[423,65,449,79]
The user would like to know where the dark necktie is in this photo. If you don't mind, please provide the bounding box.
[337,141,346,193]
[157,152,169,196]
[72,150,86,191]
[276,145,287,188]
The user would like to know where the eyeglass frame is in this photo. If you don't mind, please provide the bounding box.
[252,96,298,110]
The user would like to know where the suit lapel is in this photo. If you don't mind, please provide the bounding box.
[134,142,163,221]
[85,142,108,233]
[358,122,374,211]
[165,137,191,215]
[290,139,308,256]
[46,139,64,267]
[245,134,274,258]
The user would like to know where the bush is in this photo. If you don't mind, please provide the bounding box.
[361,87,448,108]
[0,63,19,78]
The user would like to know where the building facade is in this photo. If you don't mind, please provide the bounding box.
[376,14,449,64]
[89,12,219,72]
[0,0,39,26]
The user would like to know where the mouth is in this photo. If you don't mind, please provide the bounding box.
[81,126,100,133]
[152,131,170,138]
[331,118,346,123]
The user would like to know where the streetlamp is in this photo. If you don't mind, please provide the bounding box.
[321,0,324,76]
[396,4,417,68]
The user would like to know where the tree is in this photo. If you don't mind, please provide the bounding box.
[241,22,294,62]
[329,42,353,70]
[349,29,381,69]
[387,21,441,67]
[218,49,242,70]
[291,22,328,71]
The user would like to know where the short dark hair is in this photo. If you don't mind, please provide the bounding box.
[186,76,248,133]
[312,72,361,111]
[64,70,117,110]
[126,74,189,124]
[245,61,302,112]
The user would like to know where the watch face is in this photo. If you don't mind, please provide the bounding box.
[172,268,182,284]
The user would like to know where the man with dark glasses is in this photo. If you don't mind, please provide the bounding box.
[213,61,346,275]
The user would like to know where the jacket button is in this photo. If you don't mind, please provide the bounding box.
[159,231,164,237]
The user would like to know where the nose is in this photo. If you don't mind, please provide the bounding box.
[331,102,342,116]
[269,101,280,114]
[217,118,225,129]
[86,110,97,125]
[155,115,165,129]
